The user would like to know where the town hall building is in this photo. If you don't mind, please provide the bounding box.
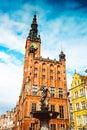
[13,14,69,130]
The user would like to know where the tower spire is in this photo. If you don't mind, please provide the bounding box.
[59,50,66,61]
[28,13,40,41]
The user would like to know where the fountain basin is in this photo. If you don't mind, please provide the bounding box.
[31,111,59,120]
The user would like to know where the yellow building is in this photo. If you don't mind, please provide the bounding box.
[71,72,87,130]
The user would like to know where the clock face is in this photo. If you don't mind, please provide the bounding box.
[30,42,38,53]
[30,42,38,50]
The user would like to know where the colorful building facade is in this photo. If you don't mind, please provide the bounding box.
[0,111,14,130]
[71,72,87,130]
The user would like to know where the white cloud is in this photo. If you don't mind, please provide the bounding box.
[0,52,23,106]
[0,52,10,63]
[0,13,26,53]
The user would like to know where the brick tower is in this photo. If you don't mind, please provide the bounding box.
[14,14,69,130]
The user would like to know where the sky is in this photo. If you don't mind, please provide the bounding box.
[0,0,87,115]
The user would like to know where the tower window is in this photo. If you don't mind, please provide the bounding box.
[50,105,55,111]
[74,91,78,98]
[32,103,36,112]
[80,89,84,97]
[77,116,81,126]
[42,68,46,72]
[50,124,56,130]
[50,70,53,73]
[59,106,64,119]
[83,115,87,125]
[50,87,55,97]
[57,71,60,74]
[34,74,37,78]
[76,103,80,111]
[60,124,65,129]
[81,101,86,110]
[42,75,45,79]
[34,67,38,71]
[50,76,53,80]
[32,85,38,96]
[58,88,63,98]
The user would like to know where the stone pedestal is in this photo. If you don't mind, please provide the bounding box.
[40,120,49,130]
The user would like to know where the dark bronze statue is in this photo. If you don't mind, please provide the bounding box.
[40,86,49,111]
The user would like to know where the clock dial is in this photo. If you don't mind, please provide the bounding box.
[30,42,38,53]
[30,42,38,49]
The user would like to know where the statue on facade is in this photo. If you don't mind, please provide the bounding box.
[40,86,49,111]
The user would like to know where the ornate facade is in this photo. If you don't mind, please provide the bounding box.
[13,14,69,130]
[0,111,14,130]
[71,72,87,130]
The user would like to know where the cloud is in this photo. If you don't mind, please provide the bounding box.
[0,52,23,107]
[0,13,27,53]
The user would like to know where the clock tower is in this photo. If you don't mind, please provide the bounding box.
[25,13,41,57]
[23,14,41,89]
